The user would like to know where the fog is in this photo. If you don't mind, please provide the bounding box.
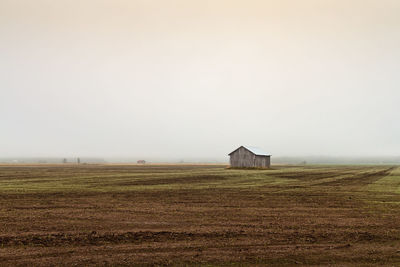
[1,0,400,162]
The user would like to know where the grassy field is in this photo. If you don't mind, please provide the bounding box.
[0,164,400,266]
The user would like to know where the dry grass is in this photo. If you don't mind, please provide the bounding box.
[0,164,399,266]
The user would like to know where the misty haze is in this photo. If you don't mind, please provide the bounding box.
[1,0,400,163]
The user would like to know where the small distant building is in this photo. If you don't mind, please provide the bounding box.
[137,160,146,164]
[228,146,271,168]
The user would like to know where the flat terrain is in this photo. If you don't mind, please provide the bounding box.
[0,164,400,266]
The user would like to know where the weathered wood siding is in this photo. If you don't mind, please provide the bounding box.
[229,147,271,168]
[254,155,270,168]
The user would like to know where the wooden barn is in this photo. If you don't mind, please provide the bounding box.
[228,146,271,168]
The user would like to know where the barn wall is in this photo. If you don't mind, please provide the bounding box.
[229,147,271,168]
[254,155,271,168]
[230,147,254,167]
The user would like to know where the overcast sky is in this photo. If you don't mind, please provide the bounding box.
[1,0,400,160]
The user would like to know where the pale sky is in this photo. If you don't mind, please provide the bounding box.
[1,0,400,160]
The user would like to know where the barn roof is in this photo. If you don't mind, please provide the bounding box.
[228,146,271,156]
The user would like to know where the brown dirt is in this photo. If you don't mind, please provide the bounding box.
[116,175,226,186]
[0,165,399,266]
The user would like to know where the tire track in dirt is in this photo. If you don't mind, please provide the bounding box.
[2,228,398,248]
[317,167,395,186]
[116,175,226,186]
[0,231,243,247]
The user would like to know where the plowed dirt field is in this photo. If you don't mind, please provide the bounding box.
[0,164,399,266]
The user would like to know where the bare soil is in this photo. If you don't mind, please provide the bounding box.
[0,164,399,266]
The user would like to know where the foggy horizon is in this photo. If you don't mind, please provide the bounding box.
[1,0,400,160]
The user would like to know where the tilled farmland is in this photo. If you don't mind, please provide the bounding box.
[0,164,399,266]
